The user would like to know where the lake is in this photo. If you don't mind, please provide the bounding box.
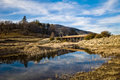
[0,50,110,80]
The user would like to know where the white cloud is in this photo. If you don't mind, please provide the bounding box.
[71,15,120,34]
[0,0,76,16]
[94,0,118,15]
[81,0,118,16]
[98,15,120,24]
[31,15,91,23]
[0,0,118,16]
[0,0,49,15]
[48,2,75,11]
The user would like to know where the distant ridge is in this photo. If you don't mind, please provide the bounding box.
[54,24,92,36]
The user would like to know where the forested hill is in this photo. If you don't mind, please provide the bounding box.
[0,16,91,38]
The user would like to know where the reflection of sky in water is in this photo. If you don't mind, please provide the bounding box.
[0,51,109,80]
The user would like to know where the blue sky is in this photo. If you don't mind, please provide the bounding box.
[0,0,120,34]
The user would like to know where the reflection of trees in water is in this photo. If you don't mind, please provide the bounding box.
[0,49,74,68]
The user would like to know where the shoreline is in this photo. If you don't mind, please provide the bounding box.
[69,35,120,80]
[69,54,120,80]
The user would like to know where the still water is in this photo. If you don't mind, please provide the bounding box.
[0,50,109,80]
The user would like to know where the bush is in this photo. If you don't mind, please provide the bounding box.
[84,31,111,40]
[95,34,102,38]
[50,37,54,41]
[56,37,61,40]
[84,33,97,40]
[101,31,111,37]
[63,39,67,42]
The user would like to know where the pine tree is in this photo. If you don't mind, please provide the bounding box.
[20,16,27,24]
[23,16,27,22]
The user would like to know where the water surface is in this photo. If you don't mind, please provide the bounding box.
[0,50,109,80]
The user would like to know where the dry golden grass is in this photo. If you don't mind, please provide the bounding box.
[68,35,120,80]
[78,35,120,57]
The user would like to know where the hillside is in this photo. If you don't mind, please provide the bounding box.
[0,18,91,38]
[54,24,91,36]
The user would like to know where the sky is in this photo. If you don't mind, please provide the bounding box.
[0,0,120,34]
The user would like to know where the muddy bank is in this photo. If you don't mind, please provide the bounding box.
[0,37,76,57]
[23,38,77,56]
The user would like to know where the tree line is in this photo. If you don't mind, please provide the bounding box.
[0,16,84,38]
[0,16,56,37]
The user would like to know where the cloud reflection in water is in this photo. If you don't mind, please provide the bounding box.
[0,51,109,80]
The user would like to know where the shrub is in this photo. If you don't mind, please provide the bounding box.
[63,39,67,42]
[56,37,61,40]
[50,37,54,41]
[95,34,102,38]
[101,31,111,37]
[85,31,112,40]
[84,33,97,40]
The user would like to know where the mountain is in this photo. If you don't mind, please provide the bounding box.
[54,24,91,36]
